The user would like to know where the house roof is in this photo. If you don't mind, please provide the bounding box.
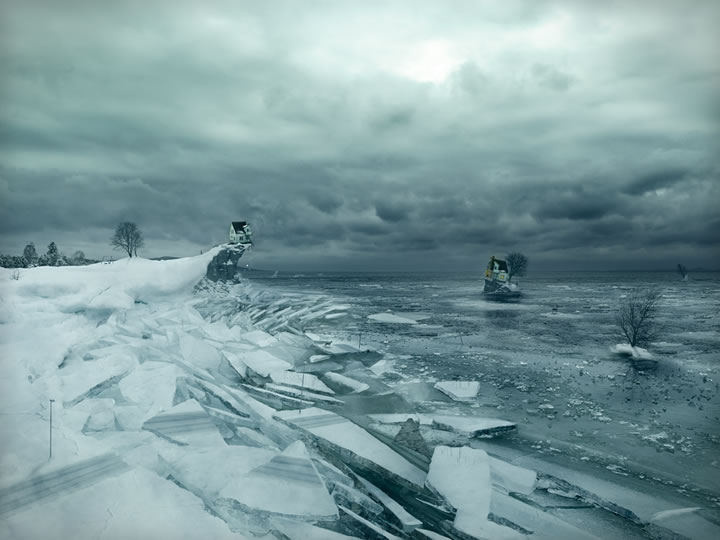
[494,259,509,272]
[231,221,249,232]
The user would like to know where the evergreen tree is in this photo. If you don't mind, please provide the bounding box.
[46,242,60,266]
[23,243,38,267]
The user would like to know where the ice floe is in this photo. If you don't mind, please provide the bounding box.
[433,381,479,402]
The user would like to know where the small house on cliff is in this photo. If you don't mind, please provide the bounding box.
[229,221,253,244]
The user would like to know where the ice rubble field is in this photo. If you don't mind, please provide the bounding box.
[1,255,719,539]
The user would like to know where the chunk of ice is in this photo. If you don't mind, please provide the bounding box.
[221,441,337,520]
[368,313,418,324]
[427,446,518,539]
[142,399,226,446]
[323,372,370,394]
[275,408,426,486]
[179,334,222,370]
[270,371,335,395]
[238,349,292,377]
[356,476,422,531]
[433,381,479,402]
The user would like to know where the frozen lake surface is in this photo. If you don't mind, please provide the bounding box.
[2,257,719,539]
[252,270,720,496]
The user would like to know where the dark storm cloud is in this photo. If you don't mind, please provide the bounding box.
[0,0,718,270]
[375,200,411,223]
[623,169,688,196]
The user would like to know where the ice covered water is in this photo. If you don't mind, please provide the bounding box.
[2,257,718,540]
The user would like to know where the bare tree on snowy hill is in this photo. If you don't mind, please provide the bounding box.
[111,222,144,258]
[616,288,662,348]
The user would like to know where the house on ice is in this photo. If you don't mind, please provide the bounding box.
[228,221,253,245]
[483,256,517,294]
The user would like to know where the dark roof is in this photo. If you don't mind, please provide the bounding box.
[495,259,509,272]
[231,221,248,232]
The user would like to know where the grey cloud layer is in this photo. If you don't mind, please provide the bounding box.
[1,0,718,269]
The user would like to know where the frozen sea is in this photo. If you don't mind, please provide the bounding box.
[248,270,720,496]
[3,255,719,539]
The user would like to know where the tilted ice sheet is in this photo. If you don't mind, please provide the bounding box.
[226,441,337,520]
[142,399,226,446]
[237,349,292,377]
[433,381,479,402]
[118,361,184,422]
[275,408,426,486]
[270,370,335,394]
[426,446,521,539]
[0,466,249,540]
[370,413,515,436]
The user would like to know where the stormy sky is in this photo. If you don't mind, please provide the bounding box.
[1,0,718,271]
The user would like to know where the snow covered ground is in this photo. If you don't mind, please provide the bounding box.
[1,258,719,539]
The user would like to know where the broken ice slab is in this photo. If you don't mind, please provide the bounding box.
[490,490,601,540]
[59,354,136,406]
[202,405,257,430]
[0,465,251,540]
[369,413,516,438]
[316,341,363,356]
[339,505,403,540]
[275,408,426,487]
[310,354,331,363]
[488,456,537,495]
[265,383,344,407]
[426,446,521,539]
[431,415,516,437]
[218,441,338,521]
[142,399,227,446]
[222,350,248,379]
[392,418,432,458]
[240,329,279,348]
[416,529,452,540]
[331,482,384,516]
[322,372,370,394]
[270,370,335,395]
[159,445,276,498]
[355,475,422,532]
[118,361,184,421]
[236,349,293,377]
[268,332,318,364]
[650,507,720,540]
[273,519,360,540]
[433,381,479,402]
[368,312,418,324]
[179,333,223,371]
[240,383,315,410]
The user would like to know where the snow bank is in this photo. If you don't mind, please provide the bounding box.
[3,247,221,316]
[610,343,653,359]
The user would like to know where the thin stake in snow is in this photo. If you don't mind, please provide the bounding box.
[48,399,54,461]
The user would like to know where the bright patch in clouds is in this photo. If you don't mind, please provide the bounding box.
[392,40,463,83]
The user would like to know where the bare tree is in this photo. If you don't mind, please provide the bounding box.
[111,222,144,258]
[506,252,528,281]
[616,288,662,347]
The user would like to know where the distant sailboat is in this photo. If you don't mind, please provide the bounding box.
[677,264,689,282]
